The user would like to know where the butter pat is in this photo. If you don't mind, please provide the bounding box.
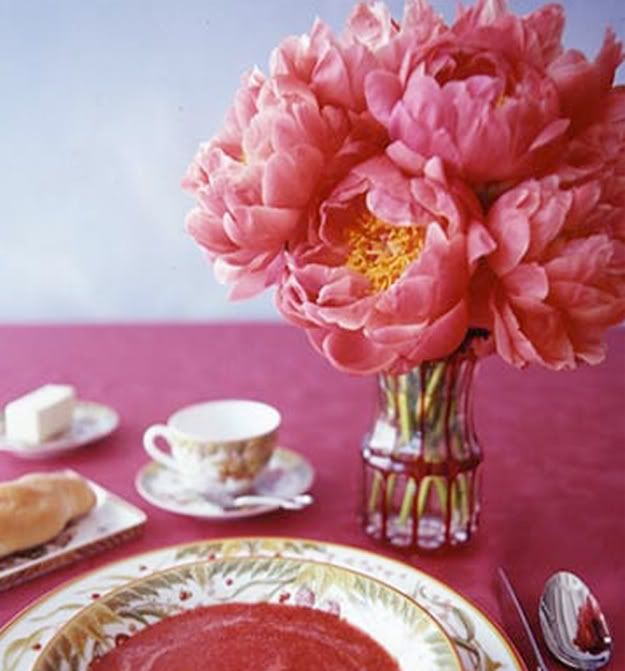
[5,385,76,443]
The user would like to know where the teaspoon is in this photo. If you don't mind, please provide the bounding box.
[203,491,313,511]
[539,571,612,670]
[230,492,313,510]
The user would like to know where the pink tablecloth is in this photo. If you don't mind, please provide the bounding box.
[0,324,623,668]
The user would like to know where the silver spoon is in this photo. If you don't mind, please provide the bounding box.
[539,571,612,670]
[202,491,313,511]
[230,492,313,510]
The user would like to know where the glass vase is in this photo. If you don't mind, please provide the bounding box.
[361,349,482,552]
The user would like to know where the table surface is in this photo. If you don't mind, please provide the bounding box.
[0,323,623,669]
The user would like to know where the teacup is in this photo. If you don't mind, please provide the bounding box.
[143,399,281,495]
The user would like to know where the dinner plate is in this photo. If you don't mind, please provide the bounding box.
[0,537,525,671]
[33,556,461,671]
[135,446,315,519]
[0,401,119,458]
[0,473,146,591]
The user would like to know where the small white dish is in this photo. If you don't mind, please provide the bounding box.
[0,401,119,459]
[135,446,315,520]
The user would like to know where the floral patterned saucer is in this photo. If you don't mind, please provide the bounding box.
[33,556,461,671]
[0,401,119,459]
[135,447,315,519]
[0,537,525,671]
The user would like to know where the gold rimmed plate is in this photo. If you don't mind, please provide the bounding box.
[0,537,526,671]
[33,556,461,671]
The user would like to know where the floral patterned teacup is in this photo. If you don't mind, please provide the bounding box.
[143,399,280,495]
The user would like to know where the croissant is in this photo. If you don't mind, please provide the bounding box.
[0,471,97,559]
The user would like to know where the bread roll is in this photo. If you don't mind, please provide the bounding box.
[0,471,97,559]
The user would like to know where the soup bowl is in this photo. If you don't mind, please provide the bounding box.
[34,556,461,671]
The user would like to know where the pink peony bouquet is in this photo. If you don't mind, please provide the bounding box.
[183,0,625,375]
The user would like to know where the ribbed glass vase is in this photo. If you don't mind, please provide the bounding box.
[361,349,483,551]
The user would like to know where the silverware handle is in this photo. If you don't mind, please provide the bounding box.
[234,493,313,509]
[498,568,550,671]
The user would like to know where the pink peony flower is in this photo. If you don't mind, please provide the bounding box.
[182,69,293,298]
[365,0,622,189]
[183,0,624,375]
[482,176,625,369]
[277,156,494,374]
[182,68,266,194]
[183,17,391,299]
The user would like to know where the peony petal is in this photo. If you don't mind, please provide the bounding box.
[375,275,436,323]
[502,263,549,301]
[467,220,497,265]
[366,321,428,346]
[345,1,395,51]
[405,299,469,362]
[262,145,325,208]
[522,4,565,66]
[318,329,397,374]
[402,0,446,42]
[314,297,376,329]
[365,70,403,125]
[311,47,354,110]
[227,269,275,300]
[186,209,237,254]
[527,117,569,152]
[548,281,625,323]
[491,294,538,368]
[386,141,428,175]
[517,307,575,370]
[317,271,371,305]
[545,234,613,283]
[226,206,300,249]
[487,207,531,275]
[549,29,624,131]
[568,325,607,366]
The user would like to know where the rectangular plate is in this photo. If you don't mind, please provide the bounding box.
[0,473,147,591]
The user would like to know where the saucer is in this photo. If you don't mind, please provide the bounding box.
[135,447,315,520]
[0,401,119,459]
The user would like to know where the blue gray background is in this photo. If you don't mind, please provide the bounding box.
[1,0,623,322]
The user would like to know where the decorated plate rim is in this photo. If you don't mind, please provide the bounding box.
[0,535,526,671]
[35,554,463,671]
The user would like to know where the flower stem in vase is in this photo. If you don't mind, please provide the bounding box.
[361,349,482,551]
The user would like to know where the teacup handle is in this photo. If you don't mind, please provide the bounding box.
[143,424,178,471]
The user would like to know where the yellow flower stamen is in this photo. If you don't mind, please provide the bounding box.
[345,207,426,293]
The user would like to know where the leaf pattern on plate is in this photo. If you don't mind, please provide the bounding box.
[33,557,460,671]
[1,538,520,671]
[2,627,49,671]
[172,538,508,671]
